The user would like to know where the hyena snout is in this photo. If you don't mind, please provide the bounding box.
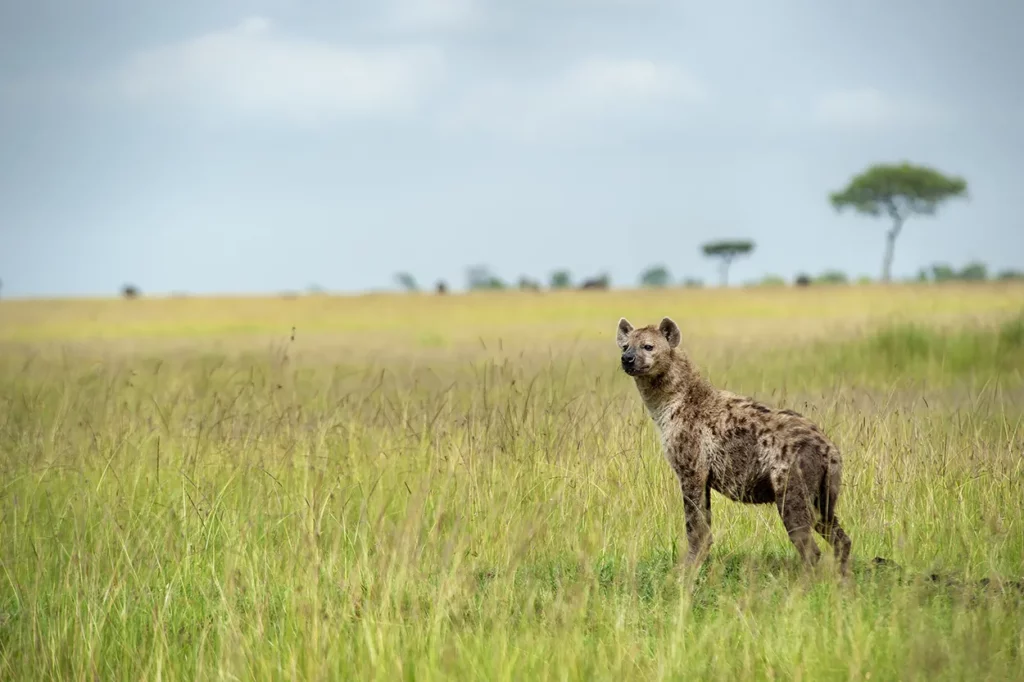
[621,349,637,370]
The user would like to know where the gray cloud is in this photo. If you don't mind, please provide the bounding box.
[383,0,483,32]
[108,16,447,124]
[443,55,705,139]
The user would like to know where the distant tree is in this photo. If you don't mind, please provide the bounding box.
[307,283,326,295]
[639,264,671,288]
[518,276,541,291]
[928,263,957,282]
[829,162,968,283]
[815,270,849,285]
[550,270,572,289]
[394,272,419,292]
[435,280,448,295]
[701,240,755,287]
[916,262,993,283]
[466,265,505,290]
[855,275,873,285]
[121,284,140,299]
[997,269,1024,281]
[794,274,812,287]
[757,274,787,287]
[958,261,988,281]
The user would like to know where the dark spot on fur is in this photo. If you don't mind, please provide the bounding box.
[791,438,811,453]
[780,409,803,418]
[751,403,771,414]
[789,429,816,443]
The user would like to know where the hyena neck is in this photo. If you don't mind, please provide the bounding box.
[634,352,715,423]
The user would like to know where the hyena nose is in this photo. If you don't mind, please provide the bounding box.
[621,352,635,366]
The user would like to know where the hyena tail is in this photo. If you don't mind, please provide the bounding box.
[816,455,841,524]
[815,450,852,573]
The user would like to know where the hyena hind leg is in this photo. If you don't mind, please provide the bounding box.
[774,486,822,568]
[814,470,852,575]
[814,516,852,576]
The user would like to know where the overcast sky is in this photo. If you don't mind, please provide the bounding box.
[1,0,1021,297]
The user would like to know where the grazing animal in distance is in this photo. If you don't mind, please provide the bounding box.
[616,316,852,575]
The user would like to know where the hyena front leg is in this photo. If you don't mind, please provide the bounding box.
[676,464,712,567]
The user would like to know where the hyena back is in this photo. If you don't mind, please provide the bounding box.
[617,316,852,575]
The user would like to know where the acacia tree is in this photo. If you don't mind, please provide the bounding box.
[639,264,671,288]
[466,265,505,290]
[549,270,572,289]
[701,240,754,287]
[394,272,418,292]
[829,162,968,283]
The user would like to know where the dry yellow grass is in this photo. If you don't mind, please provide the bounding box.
[2,281,1021,354]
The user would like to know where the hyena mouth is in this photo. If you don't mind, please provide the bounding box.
[621,363,645,376]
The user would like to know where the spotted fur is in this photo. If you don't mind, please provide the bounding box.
[617,316,852,575]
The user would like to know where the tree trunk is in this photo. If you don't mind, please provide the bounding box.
[719,256,732,287]
[881,218,904,283]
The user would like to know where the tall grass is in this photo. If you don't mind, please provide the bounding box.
[1,289,1022,680]
[813,311,1024,380]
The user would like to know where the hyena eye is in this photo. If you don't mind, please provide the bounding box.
[643,344,654,351]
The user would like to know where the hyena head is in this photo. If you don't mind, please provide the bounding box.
[615,317,681,377]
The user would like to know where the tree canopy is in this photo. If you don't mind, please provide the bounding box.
[815,270,849,285]
[639,265,671,288]
[920,261,989,283]
[549,270,572,289]
[701,240,755,286]
[830,162,968,282]
[829,162,967,221]
[394,272,418,292]
[466,265,505,290]
[701,240,755,258]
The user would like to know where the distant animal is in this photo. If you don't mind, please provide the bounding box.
[616,316,852,575]
[580,277,609,290]
[435,280,448,295]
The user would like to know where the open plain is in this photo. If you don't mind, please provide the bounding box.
[1,282,1023,680]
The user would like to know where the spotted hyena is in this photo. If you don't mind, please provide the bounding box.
[617,316,852,575]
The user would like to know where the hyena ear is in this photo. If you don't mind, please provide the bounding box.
[659,317,681,348]
[616,317,633,347]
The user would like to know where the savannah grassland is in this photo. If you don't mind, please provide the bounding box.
[1,283,1023,681]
